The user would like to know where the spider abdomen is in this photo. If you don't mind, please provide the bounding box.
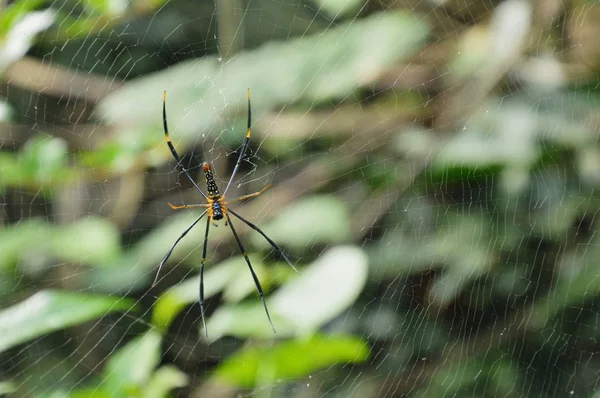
[212,200,224,220]
[202,162,220,197]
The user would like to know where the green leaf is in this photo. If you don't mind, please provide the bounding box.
[214,334,369,388]
[0,218,48,270]
[206,245,368,339]
[0,0,46,36]
[311,0,365,19]
[103,330,163,397]
[2,134,74,191]
[65,388,111,398]
[205,302,295,341]
[272,245,368,332]
[528,242,600,330]
[223,255,271,302]
[250,195,351,251]
[144,365,188,398]
[51,217,121,264]
[0,381,17,395]
[0,217,120,271]
[425,214,495,308]
[96,11,429,145]
[21,135,68,182]
[0,10,55,72]
[0,135,73,192]
[151,257,244,330]
[0,290,136,353]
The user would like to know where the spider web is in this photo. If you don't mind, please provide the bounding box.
[1,0,600,397]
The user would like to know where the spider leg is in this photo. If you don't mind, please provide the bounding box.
[163,91,209,200]
[199,216,211,338]
[153,210,207,286]
[223,88,252,196]
[226,184,271,204]
[226,214,276,333]
[169,203,210,210]
[229,209,299,274]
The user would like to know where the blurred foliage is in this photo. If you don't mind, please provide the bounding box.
[2,0,600,397]
[214,334,369,388]
[0,290,135,353]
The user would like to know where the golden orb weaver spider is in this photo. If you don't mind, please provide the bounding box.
[154,89,299,337]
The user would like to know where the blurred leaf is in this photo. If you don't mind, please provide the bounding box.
[0,135,73,192]
[426,215,495,308]
[529,243,600,330]
[96,11,430,145]
[205,302,295,341]
[0,218,48,270]
[76,0,127,16]
[272,245,368,332]
[222,255,269,302]
[151,257,240,330]
[80,128,160,173]
[65,388,111,398]
[153,256,294,338]
[434,112,537,170]
[369,205,504,289]
[414,350,517,397]
[430,95,595,179]
[144,365,188,398]
[0,0,46,34]
[0,290,135,353]
[85,209,230,292]
[0,381,16,394]
[0,100,15,121]
[448,25,491,81]
[310,0,365,19]
[0,9,55,71]
[206,245,368,339]
[0,217,120,271]
[0,152,22,191]
[103,330,163,397]
[526,167,586,238]
[250,195,351,251]
[214,334,369,388]
[51,217,121,264]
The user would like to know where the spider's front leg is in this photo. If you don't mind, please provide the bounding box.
[168,203,210,210]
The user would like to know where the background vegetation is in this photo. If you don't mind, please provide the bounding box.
[2,0,600,396]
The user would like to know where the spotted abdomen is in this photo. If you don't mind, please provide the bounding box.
[202,162,220,197]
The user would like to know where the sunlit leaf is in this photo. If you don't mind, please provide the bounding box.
[0,219,48,270]
[0,135,73,191]
[272,245,368,332]
[97,11,430,145]
[66,388,111,398]
[51,217,121,264]
[250,195,351,251]
[0,290,136,353]
[0,10,55,71]
[0,381,16,395]
[205,302,294,341]
[214,334,369,388]
[311,0,365,19]
[103,330,163,396]
[222,255,271,303]
[144,365,188,398]
[151,258,240,330]
[206,245,368,339]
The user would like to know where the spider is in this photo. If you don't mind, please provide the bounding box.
[154,89,299,337]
